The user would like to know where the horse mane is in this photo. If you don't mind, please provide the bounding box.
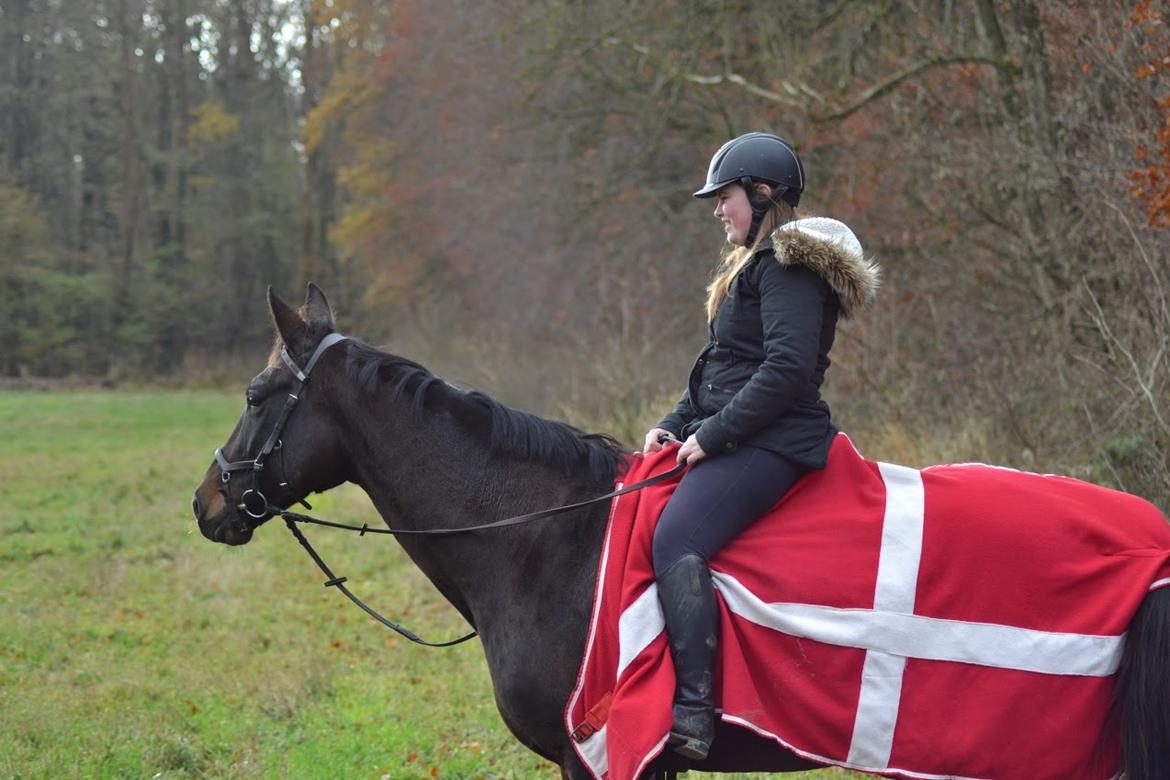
[343,340,629,484]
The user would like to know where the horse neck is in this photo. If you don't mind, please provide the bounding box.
[330,378,612,638]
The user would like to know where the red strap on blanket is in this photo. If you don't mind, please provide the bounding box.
[571,692,613,743]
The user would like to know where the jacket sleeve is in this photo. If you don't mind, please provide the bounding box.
[657,388,697,437]
[695,261,826,454]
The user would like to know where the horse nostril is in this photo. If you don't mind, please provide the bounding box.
[191,493,202,519]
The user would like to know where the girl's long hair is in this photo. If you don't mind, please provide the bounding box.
[705,186,796,323]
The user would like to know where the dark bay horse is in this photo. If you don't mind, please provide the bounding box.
[192,284,1170,780]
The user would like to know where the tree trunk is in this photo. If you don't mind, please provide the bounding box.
[114,0,143,332]
[298,0,340,296]
[2,0,31,178]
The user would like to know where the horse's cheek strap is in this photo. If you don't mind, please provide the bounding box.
[257,393,299,464]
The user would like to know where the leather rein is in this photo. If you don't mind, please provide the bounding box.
[213,333,685,648]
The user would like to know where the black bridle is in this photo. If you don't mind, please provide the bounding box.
[214,332,347,532]
[211,331,686,648]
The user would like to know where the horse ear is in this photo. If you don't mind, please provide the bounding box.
[268,286,304,347]
[303,282,335,328]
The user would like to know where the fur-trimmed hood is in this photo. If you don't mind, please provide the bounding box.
[771,218,879,318]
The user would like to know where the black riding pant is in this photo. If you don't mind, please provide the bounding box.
[652,445,807,576]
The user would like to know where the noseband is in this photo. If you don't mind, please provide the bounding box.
[214,332,348,533]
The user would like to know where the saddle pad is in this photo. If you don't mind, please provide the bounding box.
[564,433,1170,779]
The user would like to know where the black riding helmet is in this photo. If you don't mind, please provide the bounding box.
[694,132,805,245]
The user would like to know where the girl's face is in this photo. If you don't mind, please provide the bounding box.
[713,183,753,246]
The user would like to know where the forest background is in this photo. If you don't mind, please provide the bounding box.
[2,0,1169,510]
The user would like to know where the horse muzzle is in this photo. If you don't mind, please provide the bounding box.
[192,489,255,546]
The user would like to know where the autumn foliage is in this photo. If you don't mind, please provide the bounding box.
[1129,0,1170,226]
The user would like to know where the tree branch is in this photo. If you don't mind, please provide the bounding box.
[603,36,813,110]
[811,55,1020,123]
[681,70,810,108]
[610,33,1018,126]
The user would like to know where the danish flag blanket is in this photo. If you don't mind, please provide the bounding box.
[565,434,1170,780]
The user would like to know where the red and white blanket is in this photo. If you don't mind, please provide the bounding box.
[565,434,1170,780]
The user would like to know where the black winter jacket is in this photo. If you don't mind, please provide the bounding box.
[657,218,879,469]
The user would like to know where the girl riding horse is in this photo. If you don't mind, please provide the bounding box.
[643,132,878,760]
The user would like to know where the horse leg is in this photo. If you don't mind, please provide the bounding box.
[1117,586,1170,780]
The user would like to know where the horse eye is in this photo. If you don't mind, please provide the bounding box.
[245,391,256,408]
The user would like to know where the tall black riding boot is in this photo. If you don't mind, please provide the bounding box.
[656,553,718,761]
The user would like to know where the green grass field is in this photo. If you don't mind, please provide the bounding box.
[0,390,860,779]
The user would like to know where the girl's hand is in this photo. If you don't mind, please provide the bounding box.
[677,434,708,466]
[643,428,677,454]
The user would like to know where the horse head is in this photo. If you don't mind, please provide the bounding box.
[192,283,349,545]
